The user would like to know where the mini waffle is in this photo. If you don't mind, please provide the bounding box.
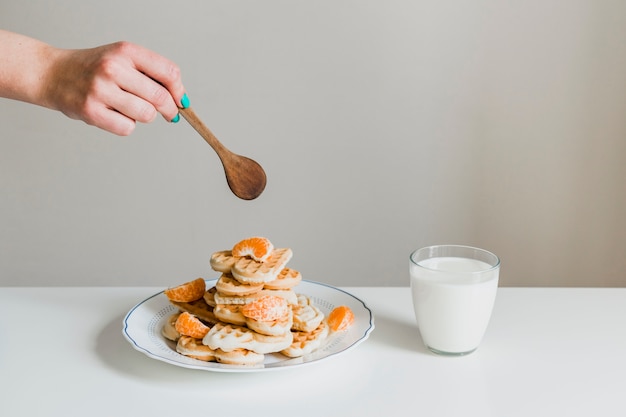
[245,311,293,337]
[214,348,264,366]
[213,290,268,305]
[170,297,218,325]
[231,248,293,284]
[203,286,217,307]
[203,322,294,354]
[161,313,181,341]
[213,304,247,326]
[249,329,293,354]
[261,289,298,305]
[176,336,216,362]
[291,300,325,333]
[209,250,237,273]
[264,267,302,290]
[213,288,298,306]
[281,321,329,358]
[216,273,264,296]
[203,322,256,352]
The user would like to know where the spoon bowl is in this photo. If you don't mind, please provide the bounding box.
[179,107,266,200]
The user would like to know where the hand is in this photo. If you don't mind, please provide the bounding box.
[42,41,187,136]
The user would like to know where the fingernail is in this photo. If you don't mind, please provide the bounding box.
[171,113,180,123]
[181,93,190,109]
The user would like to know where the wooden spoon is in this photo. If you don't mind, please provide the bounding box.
[179,107,267,200]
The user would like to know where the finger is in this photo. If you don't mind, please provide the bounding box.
[114,67,178,122]
[85,102,137,136]
[121,42,187,108]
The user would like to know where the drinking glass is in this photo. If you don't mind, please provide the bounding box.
[409,245,500,355]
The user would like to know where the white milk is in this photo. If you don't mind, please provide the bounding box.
[410,256,499,354]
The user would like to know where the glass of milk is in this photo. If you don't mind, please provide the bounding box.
[409,245,500,356]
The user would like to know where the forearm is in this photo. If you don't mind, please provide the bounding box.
[0,30,57,107]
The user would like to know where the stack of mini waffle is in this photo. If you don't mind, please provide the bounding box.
[161,237,329,366]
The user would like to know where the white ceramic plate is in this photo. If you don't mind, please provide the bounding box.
[122,280,375,372]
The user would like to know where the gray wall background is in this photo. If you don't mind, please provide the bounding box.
[1,0,625,287]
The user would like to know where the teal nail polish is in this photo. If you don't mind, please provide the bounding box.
[181,93,190,109]
[171,113,180,123]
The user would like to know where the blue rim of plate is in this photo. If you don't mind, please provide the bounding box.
[122,280,375,372]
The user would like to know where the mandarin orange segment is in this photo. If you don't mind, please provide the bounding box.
[164,278,206,302]
[232,237,274,262]
[327,306,355,332]
[174,312,211,339]
[241,295,289,322]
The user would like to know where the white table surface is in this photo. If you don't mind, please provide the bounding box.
[1,286,625,417]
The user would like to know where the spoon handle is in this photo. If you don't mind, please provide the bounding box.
[179,107,227,156]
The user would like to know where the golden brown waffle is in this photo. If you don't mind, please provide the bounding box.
[170,298,218,325]
[203,322,256,352]
[264,267,302,290]
[291,299,325,332]
[231,248,293,284]
[295,293,312,306]
[176,336,217,362]
[213,290,267,305]
[261,289,298,305]
[216,273,264,296]
[250,330,293,354]
[213,304,247,326]
[281,321,329,358]
[203,322,294,354]
[203,286,217,307]
[213,288,298,306]
[245,310,294,337]
[161,313,181,341]
[214,348,264,366]
[209,250,237,273]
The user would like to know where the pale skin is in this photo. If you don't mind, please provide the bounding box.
[0,30,187,136]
